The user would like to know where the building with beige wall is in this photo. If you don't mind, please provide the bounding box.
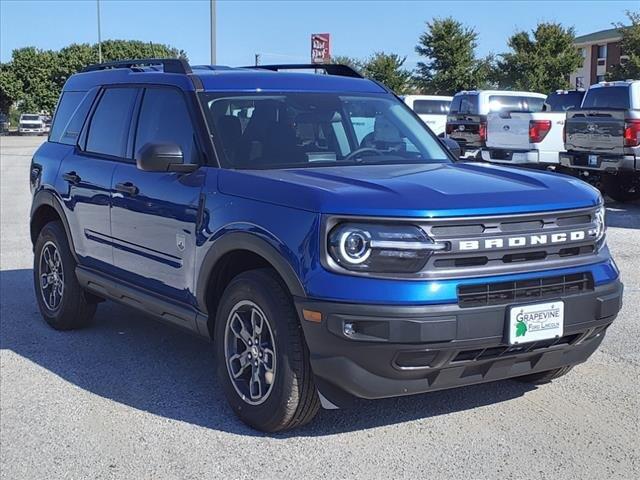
[570,27,628,89]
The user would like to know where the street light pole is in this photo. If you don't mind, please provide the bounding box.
[97,0,102,63]
[210,0,216,65]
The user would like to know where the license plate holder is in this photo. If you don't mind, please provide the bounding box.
[588,154,599,167]
[508,301,564,344]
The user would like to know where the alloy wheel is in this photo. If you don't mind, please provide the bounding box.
[39,240,64,311]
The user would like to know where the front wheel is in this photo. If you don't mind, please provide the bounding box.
[214,268,319,432]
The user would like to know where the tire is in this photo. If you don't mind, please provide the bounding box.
[33,221,97,330]
[515,365,573,385]
[214,268,319,432]
[602,174,640,202]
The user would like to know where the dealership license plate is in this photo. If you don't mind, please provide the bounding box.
[588,154,599,166]
[509,301,564,344]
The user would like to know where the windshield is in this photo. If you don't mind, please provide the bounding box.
[21,115,41,121]
[450,94,479,114]
[582,86,630,110]
[200,93,451,169]
[487,95,545,113]
[544,91,585,111]
[413,99,450,115]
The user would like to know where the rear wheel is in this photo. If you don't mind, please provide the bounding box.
[602,173,640,202]
[214,268,319,432]
[33,221,97,330]
[515,366,573,385]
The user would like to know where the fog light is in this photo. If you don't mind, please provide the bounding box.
[343,322,355,336]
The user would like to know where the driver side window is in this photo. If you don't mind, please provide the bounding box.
[135,88,199,164]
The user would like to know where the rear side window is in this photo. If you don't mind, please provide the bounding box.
[450,95,479,114]
[49,90,98,145]
[413,100,450,115]
[49,92,84,143]
[582,86,630,110]
[134,88,199,164]
[86,88,138,157]
[544,91,585,112]
[487,95,545,113]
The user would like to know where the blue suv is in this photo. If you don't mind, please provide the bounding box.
[30,59,623,432]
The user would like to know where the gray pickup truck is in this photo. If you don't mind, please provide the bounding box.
[560,80,640,202]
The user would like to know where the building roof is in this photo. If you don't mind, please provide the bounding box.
[574,27,626,44]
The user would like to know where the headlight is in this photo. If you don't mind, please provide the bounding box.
[593,203,606,248]
[328,223,446,273]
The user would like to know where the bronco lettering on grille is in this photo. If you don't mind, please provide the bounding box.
[458,229,591,252]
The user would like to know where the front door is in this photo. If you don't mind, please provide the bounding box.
[109,86,206,306]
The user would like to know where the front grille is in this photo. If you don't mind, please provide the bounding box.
[457,272,594,308]
[417,206,601,279]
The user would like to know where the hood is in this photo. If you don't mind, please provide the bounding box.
[218,162,600,218]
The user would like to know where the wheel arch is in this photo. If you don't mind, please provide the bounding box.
[196,231,307,338]
[30,190,78,262]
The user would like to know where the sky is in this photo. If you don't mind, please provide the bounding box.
[0,0,633,68]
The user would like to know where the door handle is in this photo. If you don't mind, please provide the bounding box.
[114,181,139,196]
[62,171,81,184]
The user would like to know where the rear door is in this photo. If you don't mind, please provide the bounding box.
[565,110,626,155]
[109,86,206,306]
[57,87,137,272]
[486,112,532,150]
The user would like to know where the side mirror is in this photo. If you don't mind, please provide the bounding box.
[136,143,197,173]
[440,137,462,160]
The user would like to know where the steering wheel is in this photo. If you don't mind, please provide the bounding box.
[343,147,383,162]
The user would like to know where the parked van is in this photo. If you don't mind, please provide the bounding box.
[403,95,452,136]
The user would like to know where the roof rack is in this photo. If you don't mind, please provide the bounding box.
[242,63,363,79]
[81,58,192,74]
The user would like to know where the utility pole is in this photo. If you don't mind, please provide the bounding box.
[254,54,260,66]
[96,0,102,63]
[210,0,216,65]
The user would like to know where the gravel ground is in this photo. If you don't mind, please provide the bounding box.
[1,135,638,480]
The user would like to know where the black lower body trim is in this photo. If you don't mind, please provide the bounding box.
[76,266,208,337]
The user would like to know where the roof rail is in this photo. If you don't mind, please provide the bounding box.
[242,63,363,79]
[81,58,192,74]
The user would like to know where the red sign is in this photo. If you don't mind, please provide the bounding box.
[311,33,330,64]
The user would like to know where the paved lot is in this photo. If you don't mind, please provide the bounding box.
[1,135,638,479]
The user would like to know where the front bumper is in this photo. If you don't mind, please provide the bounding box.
[482,148,559,165]
[559,152,638,173]
[297,279,623,408]
[19,128,45,134]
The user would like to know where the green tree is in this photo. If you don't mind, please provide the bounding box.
[331,55,364,73]
[414,17,491,95]
[8,47,60,113]
[362,52,412,94]
[1,40,187,115]
[607,11,640,81]
[496,22,583,92]
[0,64,22,114]
[98,39,187,62]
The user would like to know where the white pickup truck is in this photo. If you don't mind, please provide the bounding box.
[481,90,585,167]
[18,114,46,135]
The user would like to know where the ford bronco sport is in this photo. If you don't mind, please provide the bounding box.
[30,59,623,432]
